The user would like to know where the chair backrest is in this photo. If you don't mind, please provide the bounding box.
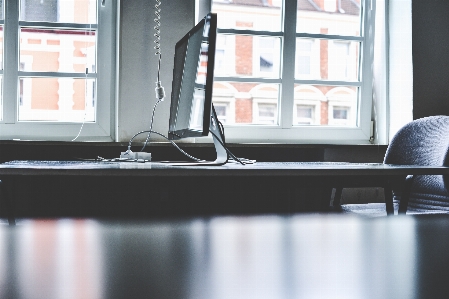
[384,115,449,211]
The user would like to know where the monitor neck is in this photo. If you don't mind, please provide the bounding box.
[209,105,228,165]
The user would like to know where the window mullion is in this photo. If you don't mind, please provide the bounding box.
[19,21,98,29]
[279,0,297,129]
[3,0,19,124]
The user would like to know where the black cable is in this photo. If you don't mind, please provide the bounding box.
[209,130,245,165]
[215,120,256,164]
[128,130,204,162]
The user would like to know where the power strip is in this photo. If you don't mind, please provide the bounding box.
[120,151,152,162]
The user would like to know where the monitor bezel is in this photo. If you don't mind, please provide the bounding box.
[168,13,217,140]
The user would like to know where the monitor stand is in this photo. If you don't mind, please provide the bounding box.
[162,106,228,166]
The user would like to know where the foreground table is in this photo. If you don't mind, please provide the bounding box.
[1,161,449,221]
[0,214,448,299]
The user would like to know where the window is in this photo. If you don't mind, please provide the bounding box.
[327,86,357,126]
[295,105,314,125]
[209,0,373,144]
[0,0,117,141]
[295,39,320,79]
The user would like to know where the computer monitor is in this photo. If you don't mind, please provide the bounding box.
[167,13,228,165]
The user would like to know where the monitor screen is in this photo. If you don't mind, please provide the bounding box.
[168,13,217,140]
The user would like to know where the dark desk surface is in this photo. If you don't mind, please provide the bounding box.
[0,160,449,177]
[2,161,449,219]
[1,214,449,299]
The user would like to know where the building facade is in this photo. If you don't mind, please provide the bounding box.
[212,0,361,127]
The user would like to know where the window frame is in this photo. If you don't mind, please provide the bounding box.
[205,0,374,144]
[0,0,117,141]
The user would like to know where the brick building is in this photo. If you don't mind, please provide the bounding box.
[9,0,96,122]
[212,0,361,127]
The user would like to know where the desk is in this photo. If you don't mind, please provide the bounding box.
[1,161,449,220]
[0,214,449,299]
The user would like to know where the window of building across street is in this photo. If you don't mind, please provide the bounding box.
[0,0,117,141]
[210,0,374,144]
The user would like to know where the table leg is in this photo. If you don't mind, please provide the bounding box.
[384,184,394,215]
[0,179,16,226]
[398,175,415,214]
[333,187,343,207]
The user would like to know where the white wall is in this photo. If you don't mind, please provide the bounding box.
[118,0,195,142]
[388,0,413,140]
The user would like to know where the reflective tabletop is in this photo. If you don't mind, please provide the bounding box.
[0,214,448,299]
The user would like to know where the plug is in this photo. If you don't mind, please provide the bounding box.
[155,81,165,100]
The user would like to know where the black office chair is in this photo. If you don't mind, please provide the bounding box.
[334,115,449,216]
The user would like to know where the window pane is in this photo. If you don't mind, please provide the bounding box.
[18,77,96,122]
[295,38,359,81]
[0,76,2,121]
[295,105,314,125]
[212,0,282,32]
[293,84,358,127]
[213,81,279,125]
[20,0,97,24]
[297,0,361,36]
[0,26,3,70]
[0,0,3,20]
[213,102,230,124]
[20,28,96,73]
[215,34,281,78]
[333,107,348,119]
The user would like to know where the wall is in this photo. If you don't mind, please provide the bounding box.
[118,0,195,142]
[413,0,449,119]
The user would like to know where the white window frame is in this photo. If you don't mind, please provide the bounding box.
[205,0,374,144]
[0,0,118,141]
[295,38,320,80]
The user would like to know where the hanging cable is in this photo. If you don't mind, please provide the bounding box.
[140,97,163,151]
[72,7,93,141]
[140,0,165,152]
[154,0,164,91]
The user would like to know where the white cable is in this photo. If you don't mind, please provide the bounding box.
[138,0,165,151]
[128,130,204,162]
[72,16,93,141]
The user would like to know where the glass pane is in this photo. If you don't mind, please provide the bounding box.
[213,103,229,124]
[293,84,358,127]
[295,38,359,81]
[20,28,96,73]
[212,0,282,32]
[0,26,3,70]
[296,105,314,125]
[0,0,3,20]
[20,0,97,24]
[0,76,2,121]
[18,77,96,122]
[213,82,279,125]
[215,34,281,78]
[297,0,362,36]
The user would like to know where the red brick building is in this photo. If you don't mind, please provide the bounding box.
[212,0,361,127]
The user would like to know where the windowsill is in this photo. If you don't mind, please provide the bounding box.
[0,139,386,148]
[0,140,387,164]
